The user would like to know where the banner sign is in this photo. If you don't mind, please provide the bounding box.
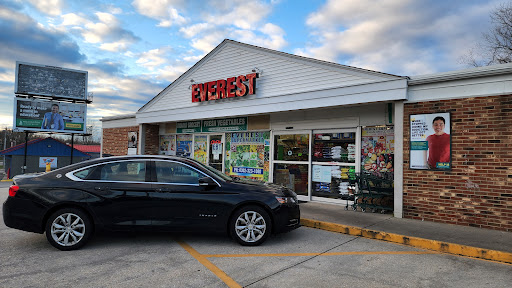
[176,121,201,133]
[410,113,451,170]
[176,117,248,133]
[14,97,86,134]
[202,117,247,132]
[15,61,87,100]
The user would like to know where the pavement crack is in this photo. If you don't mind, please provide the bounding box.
[244,237,361,287]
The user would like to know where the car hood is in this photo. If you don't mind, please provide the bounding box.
[229,179,297,197]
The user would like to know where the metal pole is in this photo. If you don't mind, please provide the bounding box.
[70,134,74,165]
[22,131,28,174]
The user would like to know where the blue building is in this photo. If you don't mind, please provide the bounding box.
[0,137,91,178]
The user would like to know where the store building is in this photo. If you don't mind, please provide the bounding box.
[101,39,512,232]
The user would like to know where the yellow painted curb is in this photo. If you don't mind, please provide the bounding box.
[301,218,512,264]
[0,179,12,182]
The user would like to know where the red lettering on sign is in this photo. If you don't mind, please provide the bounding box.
[226,77,236,98]
[207,81,217,101]
[236,75,247,97]
[191,84,200,102]
[217,79,226,99]
[191,72,258,102]
[246,73,258,95]
[199,83,207,102]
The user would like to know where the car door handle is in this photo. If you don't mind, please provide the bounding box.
[95,186,109,191]
[155,188,170,192]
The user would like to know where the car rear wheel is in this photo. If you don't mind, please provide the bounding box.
[230,206,271,246]
[45,208,92,251]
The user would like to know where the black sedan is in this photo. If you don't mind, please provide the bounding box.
[3,155,300,250]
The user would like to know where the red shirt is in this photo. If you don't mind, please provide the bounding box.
[427,133,450,168]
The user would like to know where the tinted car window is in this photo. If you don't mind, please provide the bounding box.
[75,161,147,182]
[73,168,93,180]
[155,161,203,184]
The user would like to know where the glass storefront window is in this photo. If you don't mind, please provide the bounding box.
[273,163,309,196]
[312,165,356,199]
[313,133,356,163]
[274,134,309,161]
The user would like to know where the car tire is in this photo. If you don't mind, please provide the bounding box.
[45,208,93,251]
[230,205,271,246]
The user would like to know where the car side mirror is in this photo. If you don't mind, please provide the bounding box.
[199,177,217,188]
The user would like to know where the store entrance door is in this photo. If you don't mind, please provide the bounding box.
[209,135,223,172]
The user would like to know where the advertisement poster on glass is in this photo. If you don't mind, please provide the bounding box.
[225,132,270,181]
[410,112,451,170]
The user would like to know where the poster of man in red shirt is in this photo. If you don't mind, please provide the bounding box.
[410,113,451,170]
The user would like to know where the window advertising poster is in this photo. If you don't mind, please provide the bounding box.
[159,135,176,155]
[176,134,192,157]
[128,132,138,148]
[14,97,86,134]
[410,113,451,170]
[361,126,394,173]
[225,131,270,181]
[194,135,208,164]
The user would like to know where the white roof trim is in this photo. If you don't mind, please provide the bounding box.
[408,63,512,85]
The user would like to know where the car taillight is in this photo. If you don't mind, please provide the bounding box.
[9,185,19,197]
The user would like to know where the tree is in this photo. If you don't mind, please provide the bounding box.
[461,2,512,67]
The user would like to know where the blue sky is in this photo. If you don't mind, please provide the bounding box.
[0,0,504,136]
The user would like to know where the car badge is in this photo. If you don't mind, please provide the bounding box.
[56,174,62,178]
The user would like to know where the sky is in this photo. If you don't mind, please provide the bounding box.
[0,0,505,138]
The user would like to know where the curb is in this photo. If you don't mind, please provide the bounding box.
[301,218,512,264]
[0,179,13,182]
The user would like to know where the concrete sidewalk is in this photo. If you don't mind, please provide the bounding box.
[300,201,512,264]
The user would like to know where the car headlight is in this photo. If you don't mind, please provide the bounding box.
[275,196,297,204]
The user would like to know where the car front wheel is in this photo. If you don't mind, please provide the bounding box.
[45,208,92,251]
[230,206,271,246]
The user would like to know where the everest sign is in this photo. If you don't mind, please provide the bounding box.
[191,73,258,102]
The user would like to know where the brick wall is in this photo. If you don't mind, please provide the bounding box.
[102,126,138,156]
[403,95,512,232]
[144,124,159,155]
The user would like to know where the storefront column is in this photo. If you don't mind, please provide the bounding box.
[138,124,144,155]
[393,101,404,218]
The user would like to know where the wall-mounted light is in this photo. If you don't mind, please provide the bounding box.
[188,79,196,90]
[252,67,263,76]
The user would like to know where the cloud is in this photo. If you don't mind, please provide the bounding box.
[178,1,286,53]
[136,47,172,70]
[27,0,64,16]
[299,0,502,75]
[59,12,140,52]
[132,0,187,27]
[203,0,272,30]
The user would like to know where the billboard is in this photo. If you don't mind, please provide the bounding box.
[410,112,451,170]
[15,61,88,100]
[14,97,87,134]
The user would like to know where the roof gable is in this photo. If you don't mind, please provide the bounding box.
[139,39,404,114]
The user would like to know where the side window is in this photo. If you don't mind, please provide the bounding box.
[155,161,203,184]
[80,161,147,182]
[73,167,93,179]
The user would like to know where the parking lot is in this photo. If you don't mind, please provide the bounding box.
[1,182,510,288]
